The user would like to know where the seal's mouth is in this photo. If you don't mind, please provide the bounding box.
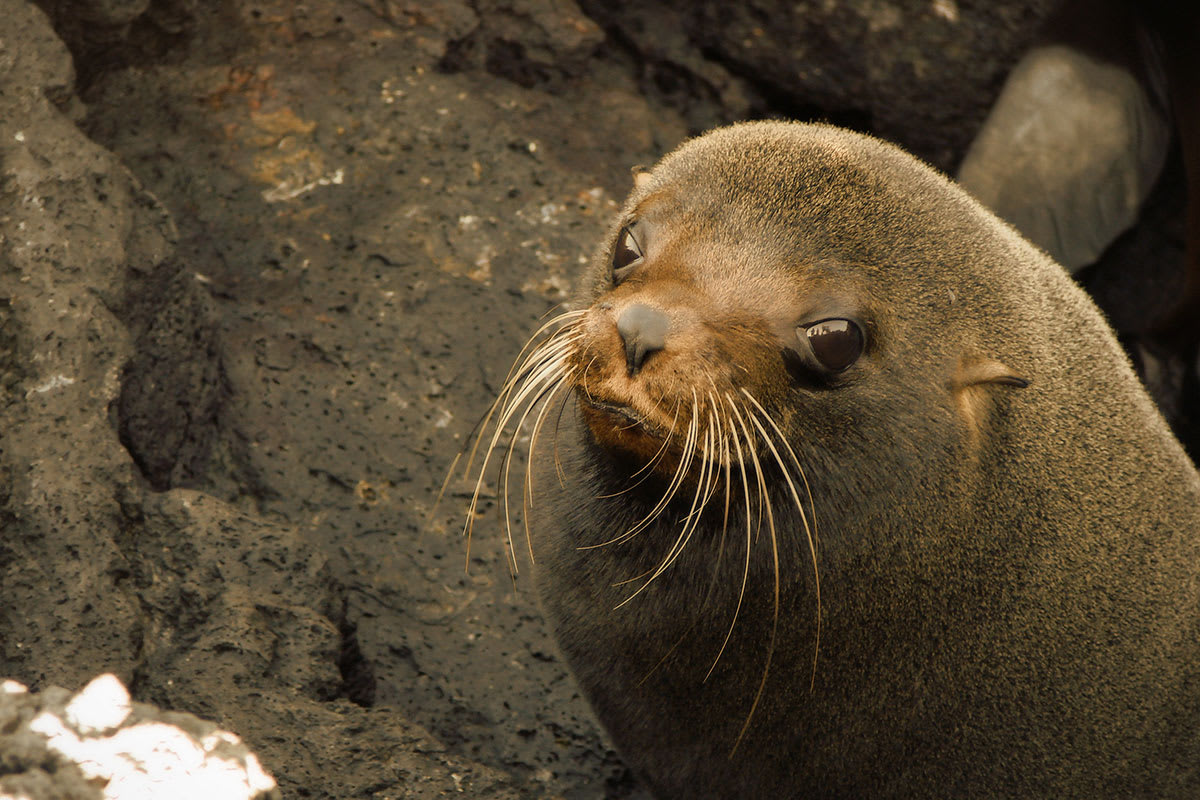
[585,396,644,425]
[576,392,677,457]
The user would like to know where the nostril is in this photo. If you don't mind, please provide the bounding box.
[616,303,669,376]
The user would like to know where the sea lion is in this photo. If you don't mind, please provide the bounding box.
[465,121,1200,797]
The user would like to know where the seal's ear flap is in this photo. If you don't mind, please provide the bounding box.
[632,167,653,191]
[954,358,1030,390]
[953,356,1029,442]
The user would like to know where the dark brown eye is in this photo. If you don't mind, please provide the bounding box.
[805,319,864,372]
[612,225,644,277]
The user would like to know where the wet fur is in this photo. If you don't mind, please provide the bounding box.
[467,122,1200,797]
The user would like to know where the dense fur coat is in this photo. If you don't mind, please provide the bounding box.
[510,122,1200,797]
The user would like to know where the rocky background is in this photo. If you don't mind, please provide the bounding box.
[0,0,1192,797]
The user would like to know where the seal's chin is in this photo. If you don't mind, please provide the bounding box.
[576,393,673,464]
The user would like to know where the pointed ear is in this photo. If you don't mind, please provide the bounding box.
[632,167,653,191]
[954,358,1030,390]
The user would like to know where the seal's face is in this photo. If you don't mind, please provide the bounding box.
[558,122,1040,496]
[570,188,873,474]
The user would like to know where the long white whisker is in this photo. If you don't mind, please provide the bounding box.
[595,398,681,498]
[461,323,581,478]
[608,398,699,590]
[522,371,574,567]
[741,389,821,692]
[724,393,779,755]
[741,389,819,550]
[707,393,755,681]
[497,368,574,573]
[464,331,578,562]
[616,390,714,606]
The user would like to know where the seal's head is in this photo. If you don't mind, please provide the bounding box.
[548,122,1031,525]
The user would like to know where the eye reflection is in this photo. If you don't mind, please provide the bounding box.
[612,225,644,279]
[804,319,864,372]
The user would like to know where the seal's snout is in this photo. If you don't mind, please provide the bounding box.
[616,303,669,376]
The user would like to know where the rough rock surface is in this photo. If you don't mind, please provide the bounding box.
[1,2,520,796]
[0,0,1193,798]
[576,0,1058,170]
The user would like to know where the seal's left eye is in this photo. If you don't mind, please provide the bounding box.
[612,225,644,278]
[805,319,864,372]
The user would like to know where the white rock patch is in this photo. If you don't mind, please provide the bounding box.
[22,674,277,800]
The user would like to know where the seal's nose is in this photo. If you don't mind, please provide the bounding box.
[616,303,669,376]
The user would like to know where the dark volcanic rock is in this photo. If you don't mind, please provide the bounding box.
[579,0,1058,169]
[0,0,168,692]
[117,265,227,491]
[429,0,606,87]
[31,0,197,89]
[0,2,522,797]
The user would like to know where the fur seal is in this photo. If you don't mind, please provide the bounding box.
[465,121,1200,797]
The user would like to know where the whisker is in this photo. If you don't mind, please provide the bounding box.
[741,389,821,692]
[616,390,717,605]
[636,392,733,687]
[456,335,578,513]
[741,389,820,551]
[579,354,601,403]
[431,450,462,516]
[464,332,578,564]
[605,399,699,582]
[705,384,734,566]
[461,319,582,479]
[724,394,780,755]
[536,301,570,322]
[706,393,755,681]
[579,401,689,550]
[436,318,580,517]
[551,386,573,488]
[498,367,575,573]
[497,309,585,392]
[522,372,574,566]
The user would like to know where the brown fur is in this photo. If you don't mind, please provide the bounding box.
[494,122,1200,797]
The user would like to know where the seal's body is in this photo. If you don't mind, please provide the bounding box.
[481,122,1200,797]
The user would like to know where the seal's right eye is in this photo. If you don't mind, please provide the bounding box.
[782,317,866,386]
[805,319,865,372]
[612,225,645,281]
